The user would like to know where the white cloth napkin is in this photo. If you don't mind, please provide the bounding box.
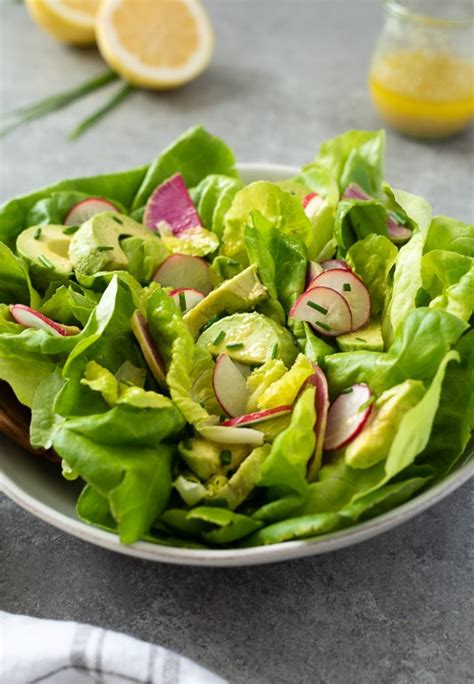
[1,612,226,684]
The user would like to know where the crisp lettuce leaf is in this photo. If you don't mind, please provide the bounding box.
[424,216,474,256]
[132,126,239,210]
[257,387,316,518]
[40,284,99,326]
[422,250,474,321]
[158,225,219,258]
[347,234,397,315]
[186,507,262,544]
[120,235,169,283]
[246,359,288,412]
[334,198,388,254]
[191,174,243,236]
[0,243,39,308]
[26,191,125,226]
[222,181,313,264]
[257,354,313,410]
[146,285,214,426]
[244,210,307,315]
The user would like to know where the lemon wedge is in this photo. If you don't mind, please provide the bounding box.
[96,0,214,89]
[25,0,98,45]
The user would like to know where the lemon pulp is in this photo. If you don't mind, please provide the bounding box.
[369,51,474,138]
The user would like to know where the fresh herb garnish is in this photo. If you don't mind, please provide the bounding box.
[316,321,331,332]
[389,209,407,225]
[33,227,42,240]
[97,245,114,252]
[271,343,279,359]
[112,216,123,225]
[200,314,221,333]
[341,388,353,394]
[213,330,226,346]
[37,254,54,270]
[226,342,244,350]
[68,82,134,140]
[63,225,80,235]
[307,301,328,315]
[343,283,351,292]
[178,291,186,313]
[355,337,366,342]
[219,449,232,465]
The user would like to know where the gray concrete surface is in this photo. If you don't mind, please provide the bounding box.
[1,1,473,683]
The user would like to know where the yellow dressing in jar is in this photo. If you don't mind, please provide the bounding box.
[369,50,474,138]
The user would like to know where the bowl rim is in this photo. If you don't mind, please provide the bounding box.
[1,161,472,567]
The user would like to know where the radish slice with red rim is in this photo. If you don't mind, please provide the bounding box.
[306,260,324,286]
[302,192,319,208]
[10,304,78,337]
[324,383,373,451]
[320,259,351,272]
[222,405,292,427]
[212,354,249,418]
[130,311,167,388]
[386,213,412,243]
[309,269,371,331]
[305,364,329,481]
[144,173,202,235]
[169,288,205,314]
[304,193,325,219]
[64,198,118,225]
[289,286,353,337]
[342,183,371,201]
[153,254,212,294]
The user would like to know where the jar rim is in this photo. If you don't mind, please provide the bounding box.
[383,1,474,27]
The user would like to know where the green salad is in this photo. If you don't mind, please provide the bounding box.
[0,126,472,549]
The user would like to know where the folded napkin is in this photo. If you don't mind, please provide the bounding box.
[1,612,226,684]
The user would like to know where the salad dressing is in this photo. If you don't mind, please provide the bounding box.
[369,50,474,137]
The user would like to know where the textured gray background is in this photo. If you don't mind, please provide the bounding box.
[1,1,473,683]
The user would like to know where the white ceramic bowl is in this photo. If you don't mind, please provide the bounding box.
[1,163,473,567]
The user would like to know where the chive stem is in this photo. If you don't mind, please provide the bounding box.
[226,342,244,350]
[68,82,134,140]
[213,330,226,346]
[307,301,328,315]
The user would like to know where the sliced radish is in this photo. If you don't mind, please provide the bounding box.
[64,198,118,226]
[212,354,249,418]
[169,288,205,314]
[386,213,412,243]
[144,173,202,235]
[302,192,320,208]
[306,260,324,286]
[130,311,167,388]
[324,383,373,451]
[10,304,79,337]
[304,193,325,219]
[289,286,353,337]
[309,269,371,331]
[153,254,212,295]
[222,405,292,427]
[320,259,351,272]
[305,364,329,480]
[342,183,371,201]
[199,424,264,446]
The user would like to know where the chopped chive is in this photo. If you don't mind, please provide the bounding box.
[219,414,228,422]
[178,291,186,313]
[219,449,232,465]
[341,387,353,394]
[200,313,221,333]
[307,301,328,315]
[37,254,54,270]
[213,330,226,346]
[96,245,114,252]
[271,343,279,359]
[316,320,331,332]
[358,396,376,412]
[217,260,227,279]
[112,215,123,225]
[63,224,80,235]
[389,210,407,225]
[33,227,42,240]
[355,337,366,342]
[343,283,351,292]
[226,342,244,350]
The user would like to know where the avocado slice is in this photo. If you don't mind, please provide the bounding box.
[179,437,250,481]
[206,444,271,510]
[183,264,268,338]
[197,312,298,367]
[345,379,425,469]
[69,212,160,275]
[16,224,73,285]
[337,320,384,352]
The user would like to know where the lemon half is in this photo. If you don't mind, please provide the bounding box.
[25,0,98,46]
[96,0,214,89]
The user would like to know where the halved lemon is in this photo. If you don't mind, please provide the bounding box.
[96,0,214,89]
[25,0,98,46]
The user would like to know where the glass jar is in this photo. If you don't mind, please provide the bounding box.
[369,1,474,138]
